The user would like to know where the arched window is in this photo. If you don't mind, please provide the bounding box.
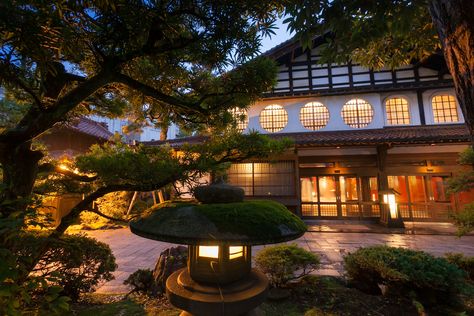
[385,97,410,125]
[432,95,459,123]
[229,108,248,132]
[341,99,374,128]
[300,102,330,130]
[259,104,288,132]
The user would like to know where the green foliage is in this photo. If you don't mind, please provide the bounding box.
[123,269,154,295]
[284,1,439,69]
[0,1,285,137]
[447,173,474,195]
[445,253,474,282]
[447,148,474,194]
[447,148,474,236]
[80,191,133,229]
[0,236,70,315]
[459,147,474,165]
[343,246,466,304]
[10,232,117,301]
[451,203,474,237]
[0,93,29,131]
[255,244,320,288]
[74,131,291,192]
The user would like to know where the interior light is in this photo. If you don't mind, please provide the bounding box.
[198,246,219,258]
[229,246,244,260]
[383,193,398,218]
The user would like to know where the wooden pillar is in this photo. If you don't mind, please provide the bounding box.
[376,145,389,192]
[377,145,390,225]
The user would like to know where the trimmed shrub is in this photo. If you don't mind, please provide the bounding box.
[445,253,474,281]
[16,233,117,301]
[80,191,131,229]
[344,246,466,304]
[255,244,320,288]
[123,269,154,294]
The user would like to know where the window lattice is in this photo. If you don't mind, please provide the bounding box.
[341,98,374,128]
[432,95,459,123]
[386,97,410,125]
[227,161,295,196]
[259,104,288,132]
[300,102,330,130]
[229,108,248,132]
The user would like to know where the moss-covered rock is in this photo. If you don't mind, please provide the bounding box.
[194,184,244,204]
[129,200,306,245]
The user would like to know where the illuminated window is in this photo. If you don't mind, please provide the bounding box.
[300,102,330,130]
[229,108,249,132]
[386,97,410,125]
[259,104,288,132]
[227,161,295,196]
[229,246,244,260]
[341,99,374,128]
[432,95,459,123]
[198,246,219,258]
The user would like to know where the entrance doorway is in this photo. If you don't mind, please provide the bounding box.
[387,175,453,221]
[300,175,379,218]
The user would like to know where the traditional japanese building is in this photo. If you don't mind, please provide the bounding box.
[39,116,113,158]
[147,37,474,222]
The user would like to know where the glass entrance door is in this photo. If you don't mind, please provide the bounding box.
[301,175,372,218]
[388,175,453,221]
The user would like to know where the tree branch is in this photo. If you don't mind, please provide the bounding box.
[84,206,129,223]
[112,72,208,115]
[0,69,113,144]
[0,61,44,110]
[38,163,98,182]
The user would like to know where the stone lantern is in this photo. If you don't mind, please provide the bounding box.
[130,184,306,316]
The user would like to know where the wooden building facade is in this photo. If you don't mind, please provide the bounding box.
[147,36,474,222]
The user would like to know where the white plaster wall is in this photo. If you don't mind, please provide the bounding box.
[247,93,387,134]
[244,87,464,135]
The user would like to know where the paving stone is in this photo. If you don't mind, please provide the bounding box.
[88,227,474,294]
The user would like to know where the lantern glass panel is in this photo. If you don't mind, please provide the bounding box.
[229,246,244,259]
[199,246,219,258]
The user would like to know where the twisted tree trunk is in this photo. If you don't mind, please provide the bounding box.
[0,141,43,214]
[429,0,474,143]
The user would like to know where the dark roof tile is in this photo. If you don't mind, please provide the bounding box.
[143,124,469,148]
[67,117,114,140]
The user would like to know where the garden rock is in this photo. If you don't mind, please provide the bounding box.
[152,245,188,295]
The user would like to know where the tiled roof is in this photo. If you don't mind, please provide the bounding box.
[143,124,470,148]
[274,124,469,147]
[67,117,113,140]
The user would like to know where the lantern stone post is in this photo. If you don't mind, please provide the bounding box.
[130,184,306,316]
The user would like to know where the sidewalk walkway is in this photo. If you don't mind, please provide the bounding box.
[88,226,474,294]
[306,220,473,235]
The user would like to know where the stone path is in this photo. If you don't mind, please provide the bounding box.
[87,228,474,294]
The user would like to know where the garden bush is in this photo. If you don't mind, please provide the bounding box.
[15,232,117,301]
[343,246,466,304]
[123,269,154,295]
[445,253,474,282]
[255,244,320,288]
[80,191,131,229]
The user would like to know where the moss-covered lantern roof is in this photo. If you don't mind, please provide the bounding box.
[129,200,306,245]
